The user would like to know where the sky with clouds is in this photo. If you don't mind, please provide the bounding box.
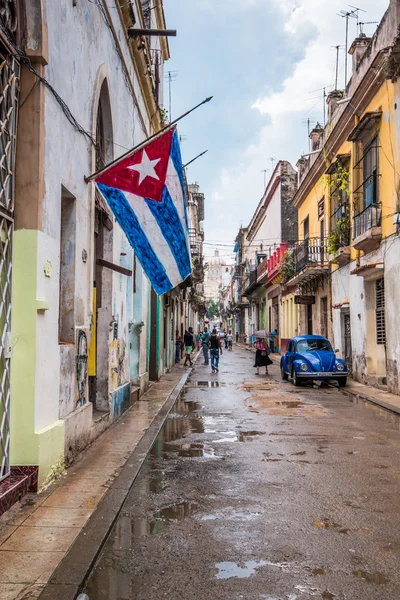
[164,0,387,260]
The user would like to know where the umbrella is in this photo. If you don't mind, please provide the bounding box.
[253,330,271,339]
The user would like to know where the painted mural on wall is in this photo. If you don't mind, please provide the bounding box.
[76,329,88,408]
[109,320,128,391]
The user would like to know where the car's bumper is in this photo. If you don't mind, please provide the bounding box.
[296,371,347,378]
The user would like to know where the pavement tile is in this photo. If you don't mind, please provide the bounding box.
[15,584,45,600]
[1,526,78,552]
[0,585,26,600]
[0,526,17,545]
[42,488,106,509]
[0,551,64,583]
[22,507,93,528]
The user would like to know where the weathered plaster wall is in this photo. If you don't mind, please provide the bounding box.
[385,236,400,394]
[14,0,158,481]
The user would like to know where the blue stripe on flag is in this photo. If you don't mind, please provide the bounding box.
[97,184,173,295]
[170,130,189,229]
[145,186,191,281]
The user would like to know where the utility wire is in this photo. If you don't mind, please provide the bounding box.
[0,19,96,145]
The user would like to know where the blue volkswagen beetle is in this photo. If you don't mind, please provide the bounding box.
[280,335,348,387]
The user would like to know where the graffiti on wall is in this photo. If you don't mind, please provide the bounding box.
[76,329,88,408]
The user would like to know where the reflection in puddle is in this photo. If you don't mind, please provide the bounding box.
[312,518,349,534]
[201,510,261,522]
[185,380,224,388]
[215,560,267,579]
[239,430,266,442]
[352,570,389,584]
[119,501,198,538]
[162,441,217,458]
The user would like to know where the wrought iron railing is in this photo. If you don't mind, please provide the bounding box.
[294,237,329,273]
[352,203,381,240]
[243,269,258,293]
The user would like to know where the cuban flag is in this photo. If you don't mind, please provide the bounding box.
[95,127,191,295]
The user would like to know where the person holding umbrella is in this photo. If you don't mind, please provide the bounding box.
[252,330,273,376]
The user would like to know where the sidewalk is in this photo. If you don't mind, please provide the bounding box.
[0,362,194,600]
[343,379,400,415]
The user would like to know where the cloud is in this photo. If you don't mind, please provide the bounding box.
[205,0,385,255]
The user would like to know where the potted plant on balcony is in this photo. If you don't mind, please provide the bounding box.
[281,250,295,283]
[328,217,351,266]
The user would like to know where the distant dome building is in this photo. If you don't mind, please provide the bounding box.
[204,249,232,302]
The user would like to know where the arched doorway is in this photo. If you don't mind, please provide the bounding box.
[89,79,114,413]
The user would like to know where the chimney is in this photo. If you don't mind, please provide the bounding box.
[349,33,371,74]
[309,123,324,151]
[326,90,344,120]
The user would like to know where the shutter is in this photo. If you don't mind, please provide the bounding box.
[375,278,385,345]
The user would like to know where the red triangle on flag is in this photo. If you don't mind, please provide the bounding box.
[96,128,174,202]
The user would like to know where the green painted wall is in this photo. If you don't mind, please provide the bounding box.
[10,230,64,488]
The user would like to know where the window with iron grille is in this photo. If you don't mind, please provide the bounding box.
[375,278,385,345]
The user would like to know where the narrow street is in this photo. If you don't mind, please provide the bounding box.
[84,347,400,600]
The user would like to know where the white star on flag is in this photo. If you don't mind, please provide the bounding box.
[128,150,161,185]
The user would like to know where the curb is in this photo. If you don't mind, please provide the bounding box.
[341,386,400,416]
[38,368,193,600]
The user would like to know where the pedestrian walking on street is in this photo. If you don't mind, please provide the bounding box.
[184,327,194,367]
[236,331,239,343]
[175,331,183,364]
[253,336,272,375]
[227,330,233,351]
[202,327,210,365]
[223,330,228,349]
[270,329,278,354]
[196,332,202,351]
[210,328,222,373]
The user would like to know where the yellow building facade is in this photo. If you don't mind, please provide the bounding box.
[289,0,400,394]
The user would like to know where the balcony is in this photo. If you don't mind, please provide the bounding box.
[267,243,289,284]
[352,203,382,253]
[286,237,329,285]
[243,269,260,296]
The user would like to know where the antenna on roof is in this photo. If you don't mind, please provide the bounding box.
[301,118,316,152]
[337,6,365,87]
[261,169,268,189]
[164,70,178,122]
[357,21,378,36]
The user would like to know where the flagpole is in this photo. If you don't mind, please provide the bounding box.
[183,150,208,168]
[85,96,213,182]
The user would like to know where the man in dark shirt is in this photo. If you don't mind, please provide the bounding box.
[183,327,194,366]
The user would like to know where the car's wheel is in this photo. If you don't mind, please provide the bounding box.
[337,378,347,387]
[292,367,302,387]
[281,362,288,381]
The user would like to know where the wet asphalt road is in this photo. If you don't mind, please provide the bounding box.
[85,347,400,600]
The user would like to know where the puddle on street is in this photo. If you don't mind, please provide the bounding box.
[161,441,218,458]
[239,430,266,442]
[185,380,225,388]
[352,570,389,584]
[201,510,261,522]
[246,395,325,417]
[215,560,267,579]
[312,518,349,534]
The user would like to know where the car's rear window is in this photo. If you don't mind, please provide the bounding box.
[296,339,333,352]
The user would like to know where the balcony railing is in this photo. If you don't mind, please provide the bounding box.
[267,242,289,282]
[243,269,258,294]
[353,203,381,240]
[294,237,328,273]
